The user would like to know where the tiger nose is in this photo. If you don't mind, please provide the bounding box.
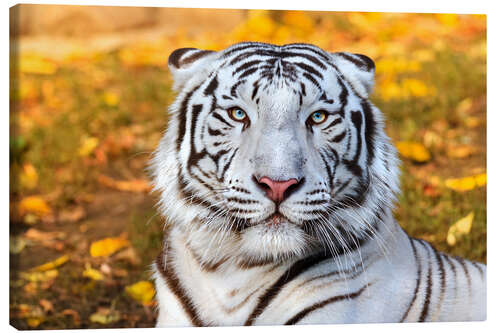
[255,176,300,204]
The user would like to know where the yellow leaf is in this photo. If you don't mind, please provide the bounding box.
[32,255,69,272]
[90,237,130,257]
[396,141,431,162]
[20,269,58,282]
[19,54,57,75]
[445,173,486,192]
[103,92,120,107]
[89,308,120,324]
[19,164,39,190]
[18,196,52,217]
[475,173,487,187]
[447,212,474,246]
[125,281,155,305]
[78,137,99,157]
[27,317,44,328]
[83,265,104,281]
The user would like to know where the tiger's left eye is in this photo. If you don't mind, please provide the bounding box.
[308,111,327,125]
[228,107,248,122]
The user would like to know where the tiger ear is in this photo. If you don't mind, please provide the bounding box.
[168,48,217,91]
[330,52,375,99]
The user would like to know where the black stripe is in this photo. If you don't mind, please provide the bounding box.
[203,75,219,96]
[361,101,376,165]
[239,67,259,79]
[251,82,260,100]
[336,52,373,71]
[233,60,262,74]
[334,178,352,196]
[294,62,323,79]
[169,48,197,67]
[176,84,201,151]
[156,233,205,326]
[454,256,472,292]
[220,148,238,182]
[302,72,321,90]
[329,131,346,143]
[284,44,331,62]
[471,262,485,281]
[400,238,422,322]
[207,126,223,136]
[285,284,370,325]
[323,117,342,131]
[212,112,234,128]
[244,252,332,325]
[418,240,433,322]
[431,244,446,317]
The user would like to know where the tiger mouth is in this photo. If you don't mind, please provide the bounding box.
[260,212,299,228]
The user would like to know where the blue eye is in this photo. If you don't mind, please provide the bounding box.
[309,111,327,124]
[229,107,248,122]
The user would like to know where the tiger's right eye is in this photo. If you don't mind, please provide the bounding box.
[228,107,248,122]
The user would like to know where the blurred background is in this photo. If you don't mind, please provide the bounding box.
[9,5,486,329]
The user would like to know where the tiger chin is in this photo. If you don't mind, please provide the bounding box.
[150,42,486,326]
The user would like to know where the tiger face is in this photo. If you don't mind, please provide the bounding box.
[152,42,400,264]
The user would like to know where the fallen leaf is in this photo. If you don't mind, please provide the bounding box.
[62,309,81,324]
[115,247,141,266]
[447,212,474,246]
[89,308,120,324]
[102,92,120,107]
[27,317,44,328]
[464,116,481,128]
[125,281,155,305]
[97,175,152,193]
[445,173,486,192]
[23,213,39,225]
[423,183,441,197]
[19,54,57,75]
[18,196,52,217]
[10,236,27,254]
[31,255,69,272]
[456,97,473,114]
[446,145,477,159]
[83,264,104,281]
[20,269,58,282]
[396,141,431,163]
[58,206,86,223]
[25,228,66,241]
[78,136,99,157]
[90,237,130,257]
[19,163,39,190]
[100,263,112,275]
[39,299,54,313]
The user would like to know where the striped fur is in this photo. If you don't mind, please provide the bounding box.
[151,42,486,326]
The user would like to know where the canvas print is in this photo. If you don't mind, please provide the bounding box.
[10,5,486,329]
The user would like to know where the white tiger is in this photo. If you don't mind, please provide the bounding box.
[150,42,486,326]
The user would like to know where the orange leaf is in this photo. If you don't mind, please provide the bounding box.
[18,196,52,217]
[97,175,151,193]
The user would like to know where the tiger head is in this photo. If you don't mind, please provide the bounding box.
[152,42,400,265]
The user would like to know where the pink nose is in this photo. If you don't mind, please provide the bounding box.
[257,177,299,204]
